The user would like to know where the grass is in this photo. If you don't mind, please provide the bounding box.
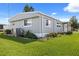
[0,32,79,56]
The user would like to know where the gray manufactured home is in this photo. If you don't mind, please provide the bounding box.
[4,11,71,37]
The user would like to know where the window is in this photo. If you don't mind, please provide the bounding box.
[24,19,32,26]
[57,23,60,24]
[46,20,48,26]
[57,25,61,27]
[46,20,51,26]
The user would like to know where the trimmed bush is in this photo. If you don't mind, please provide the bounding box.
[65,31,72,35]
[24,30,38,39]
[75,29,78,32]
[5,29,12,34]
[58,32,64,35]
[46,33,57,38]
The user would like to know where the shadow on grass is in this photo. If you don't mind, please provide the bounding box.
[0,33,37,44]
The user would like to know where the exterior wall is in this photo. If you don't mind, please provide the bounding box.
[23,16,42,33]
[41,15,54,34]
[68,23,71,32]
[53,20,63,33]
[63,24,67,32]
[57,22,63,33]
[10,15,42,37]
[11,20,24,35]
[40,14,63,36]
[53,20,57,33]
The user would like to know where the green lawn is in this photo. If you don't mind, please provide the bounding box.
[0,32,79,56]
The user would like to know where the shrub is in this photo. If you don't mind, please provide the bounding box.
[24,30,38,39]
[5,29,12,34]
[58,32,64,35]
[65,31,72,35]
[46,33,57,38]
[75,29,78,32]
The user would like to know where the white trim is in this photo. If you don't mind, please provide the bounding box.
[23,25,32,27]
[35,33,48,37]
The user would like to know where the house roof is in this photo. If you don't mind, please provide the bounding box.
[63,22,70,24]
[9,11,62,22]
[0,24,7,25]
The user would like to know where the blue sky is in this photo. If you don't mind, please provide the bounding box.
[0,3,79,24]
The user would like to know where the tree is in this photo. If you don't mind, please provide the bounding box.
[30,6,34,11]
[23,4,34,12]
[69,16,78,31]
[77,23,79,29]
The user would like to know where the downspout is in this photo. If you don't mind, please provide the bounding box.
[41,16,43,37]
[53,20,54,33]
[67,23,68,32]
[63,23,64,32]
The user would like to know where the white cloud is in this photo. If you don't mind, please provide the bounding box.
[0,18,9,24]
[52,12,57,15]
[64,2,79,13]
[59,18,69,22]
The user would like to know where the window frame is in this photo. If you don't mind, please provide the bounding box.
[24,19,32,27]
[45,19,51,27]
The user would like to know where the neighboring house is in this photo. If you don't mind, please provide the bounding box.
[63,22,71,32]
[4,11,71,37]
[0,24,6,32]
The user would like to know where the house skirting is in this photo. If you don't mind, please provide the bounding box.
[35,33,48,37]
